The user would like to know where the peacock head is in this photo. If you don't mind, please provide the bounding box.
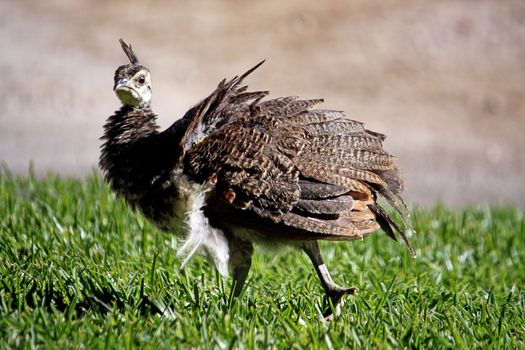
[113,39,152,107]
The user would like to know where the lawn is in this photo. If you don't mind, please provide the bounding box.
[1,169,524,349]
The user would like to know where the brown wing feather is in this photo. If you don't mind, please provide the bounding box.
[180,62,413,252]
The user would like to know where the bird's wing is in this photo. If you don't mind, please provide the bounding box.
[177,60,268,158]
[180,62,414,255]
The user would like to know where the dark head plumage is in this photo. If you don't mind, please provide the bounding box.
[113,39,152,107]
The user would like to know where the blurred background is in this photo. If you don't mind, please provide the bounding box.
[0,0,524,207]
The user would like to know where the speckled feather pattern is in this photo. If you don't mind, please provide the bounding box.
[100,60,415,272]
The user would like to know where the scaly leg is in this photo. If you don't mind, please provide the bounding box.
[302,241,357,319]
[228,237,254,297]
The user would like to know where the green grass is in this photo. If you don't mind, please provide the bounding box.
[1,169,524,349]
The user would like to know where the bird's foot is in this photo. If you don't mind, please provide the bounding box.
[323,286,358,321]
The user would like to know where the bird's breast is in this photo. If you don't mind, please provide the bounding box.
[138,172,212,234]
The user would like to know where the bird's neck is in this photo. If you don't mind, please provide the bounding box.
[99,104,163,200]
[101,104,159,145]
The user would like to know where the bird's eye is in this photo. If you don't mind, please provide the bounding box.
[137,75,146,85]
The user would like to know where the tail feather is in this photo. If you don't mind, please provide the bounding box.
[369,203,416,257]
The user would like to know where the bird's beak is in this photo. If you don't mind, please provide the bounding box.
[113,78,129,91]
[114,78,141,106]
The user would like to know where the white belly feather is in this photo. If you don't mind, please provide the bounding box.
[176,188,230,276]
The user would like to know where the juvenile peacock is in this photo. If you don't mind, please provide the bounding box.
[100,39,415,318]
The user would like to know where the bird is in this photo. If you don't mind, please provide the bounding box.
[100,39,415,318]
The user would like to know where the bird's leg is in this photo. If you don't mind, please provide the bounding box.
[228,237,254,297]
[302,241,358,319]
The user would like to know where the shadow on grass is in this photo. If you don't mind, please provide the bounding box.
[2,274,163,318]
